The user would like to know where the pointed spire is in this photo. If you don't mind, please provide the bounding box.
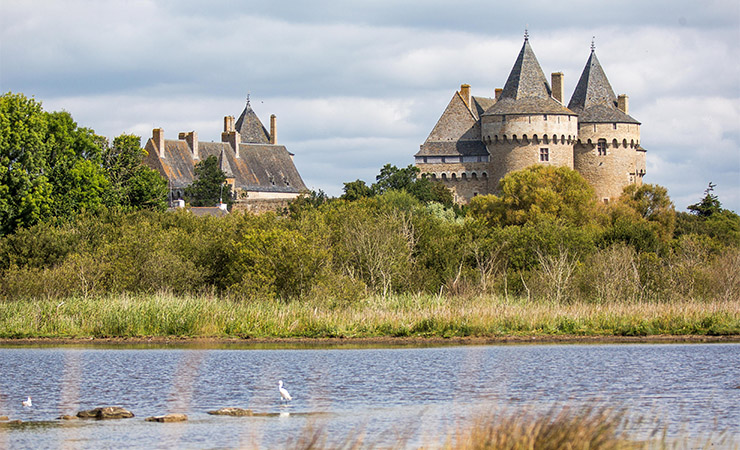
[499,36,551,101]
[234,96,271,144]
[567,47,640,124]
[568,49,616,112]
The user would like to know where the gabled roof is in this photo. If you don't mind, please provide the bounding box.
[424,91,480,142]
[144,139,307,194]
[234,100,271,144]
[484,38,574,116]
[568,50,640,124]
[416,90,490,158]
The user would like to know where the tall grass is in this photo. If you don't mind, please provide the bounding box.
[0,294,737,339]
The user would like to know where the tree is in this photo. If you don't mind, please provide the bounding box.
[371,164,454,206]
[341,179,373,201]
[1,93,54,234]
[688,182,721,218]
[185,155,232,207]
[468,165,597,227]
[103,134,167,210]
[618,184,675,242]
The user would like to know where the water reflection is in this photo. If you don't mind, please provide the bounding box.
[0,343,738,448]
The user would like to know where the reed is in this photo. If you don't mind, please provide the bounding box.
[0,293,738,339]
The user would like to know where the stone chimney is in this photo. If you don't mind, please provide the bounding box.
[494,88,503,101]
[551,72,564,104]
[223,115,235,133]
[222,127,240,158]
[270,114,277,144]
[618,94,629,114]
[179,131,199,160]
[459,84,471,108]
[152,128,165,158]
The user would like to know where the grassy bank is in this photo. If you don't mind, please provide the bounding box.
[1,294,738,339]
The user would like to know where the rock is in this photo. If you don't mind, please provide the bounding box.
[145,413,188,423]
[58,415,79,420]
[77,407,134,420]
[207,407,253,417]
[0,416,8,421]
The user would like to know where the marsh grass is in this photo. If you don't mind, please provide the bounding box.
[0,293,738,339]
[285,406,732,450]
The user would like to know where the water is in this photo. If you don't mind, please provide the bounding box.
[0,343,738,448]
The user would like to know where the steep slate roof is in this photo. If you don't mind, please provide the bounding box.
[483,38,574,116]
[145,139,306,193]
[568,50,640,124]
[416,91,489,157]
[234,101,271,144]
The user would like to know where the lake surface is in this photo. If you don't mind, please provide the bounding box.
[0,343,738,448]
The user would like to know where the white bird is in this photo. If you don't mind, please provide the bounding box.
[22,396,32,407]
[278,380,292,404]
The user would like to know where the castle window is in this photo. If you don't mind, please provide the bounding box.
[543,115,548,121]
[539,148,549,162]
[613,123,617,130]
[597,139,607,156]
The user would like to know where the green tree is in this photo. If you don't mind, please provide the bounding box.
[341,179,373,201]
[468,165,597,227]
[185,155,232,207]
[103,134,167,210]
[371,164,454,206]
[618,184,675,242]
[1,93,54,234]
[687,182,721,218]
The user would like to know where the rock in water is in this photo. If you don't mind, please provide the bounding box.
[77,407,134,420]
[207,408,254,416]
[145,414,188,423]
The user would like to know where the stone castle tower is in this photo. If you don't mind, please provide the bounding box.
[415,35,646,203]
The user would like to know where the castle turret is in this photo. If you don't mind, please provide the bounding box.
[480,34,578,184]
[569,45,644,202]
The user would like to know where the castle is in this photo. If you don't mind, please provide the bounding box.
[143,100,307,212]
[415,34,646,204]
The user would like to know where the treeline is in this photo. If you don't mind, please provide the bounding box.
[1,92,738,304]
[0,164,737,303]
[0,92,168,236]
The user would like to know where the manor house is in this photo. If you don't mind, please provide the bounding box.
[143,99,307,212]
[415,34,646,204]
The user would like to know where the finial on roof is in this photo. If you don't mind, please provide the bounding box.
[524,28,529,42]
[591,37,596,53]
[246,93,251,106]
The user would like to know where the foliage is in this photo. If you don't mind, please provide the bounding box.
[103,134,168,210]
[0,92,168,235]
[341,179,373,201]
[617,183,675,242]
[185,155,232,207]
[687,182,721,217]
[0,92,54,234]
[468,165,597,227]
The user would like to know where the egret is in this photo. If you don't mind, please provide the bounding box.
[278,380,292,404]
[22,396,32,407]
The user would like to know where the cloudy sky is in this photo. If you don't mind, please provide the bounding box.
[2,0,739,212]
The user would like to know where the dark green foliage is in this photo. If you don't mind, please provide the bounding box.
[185,155,232,207]
[341,179,373,201]
[688,182,721,217]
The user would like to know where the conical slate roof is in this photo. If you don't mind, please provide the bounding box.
[568,49,639,124]
[484,38,574,116]
[234,100,271,144]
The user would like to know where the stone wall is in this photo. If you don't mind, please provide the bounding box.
[232,198,293,214]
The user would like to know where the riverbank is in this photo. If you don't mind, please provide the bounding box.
[1,293,738,342]
[1,334,739,348]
